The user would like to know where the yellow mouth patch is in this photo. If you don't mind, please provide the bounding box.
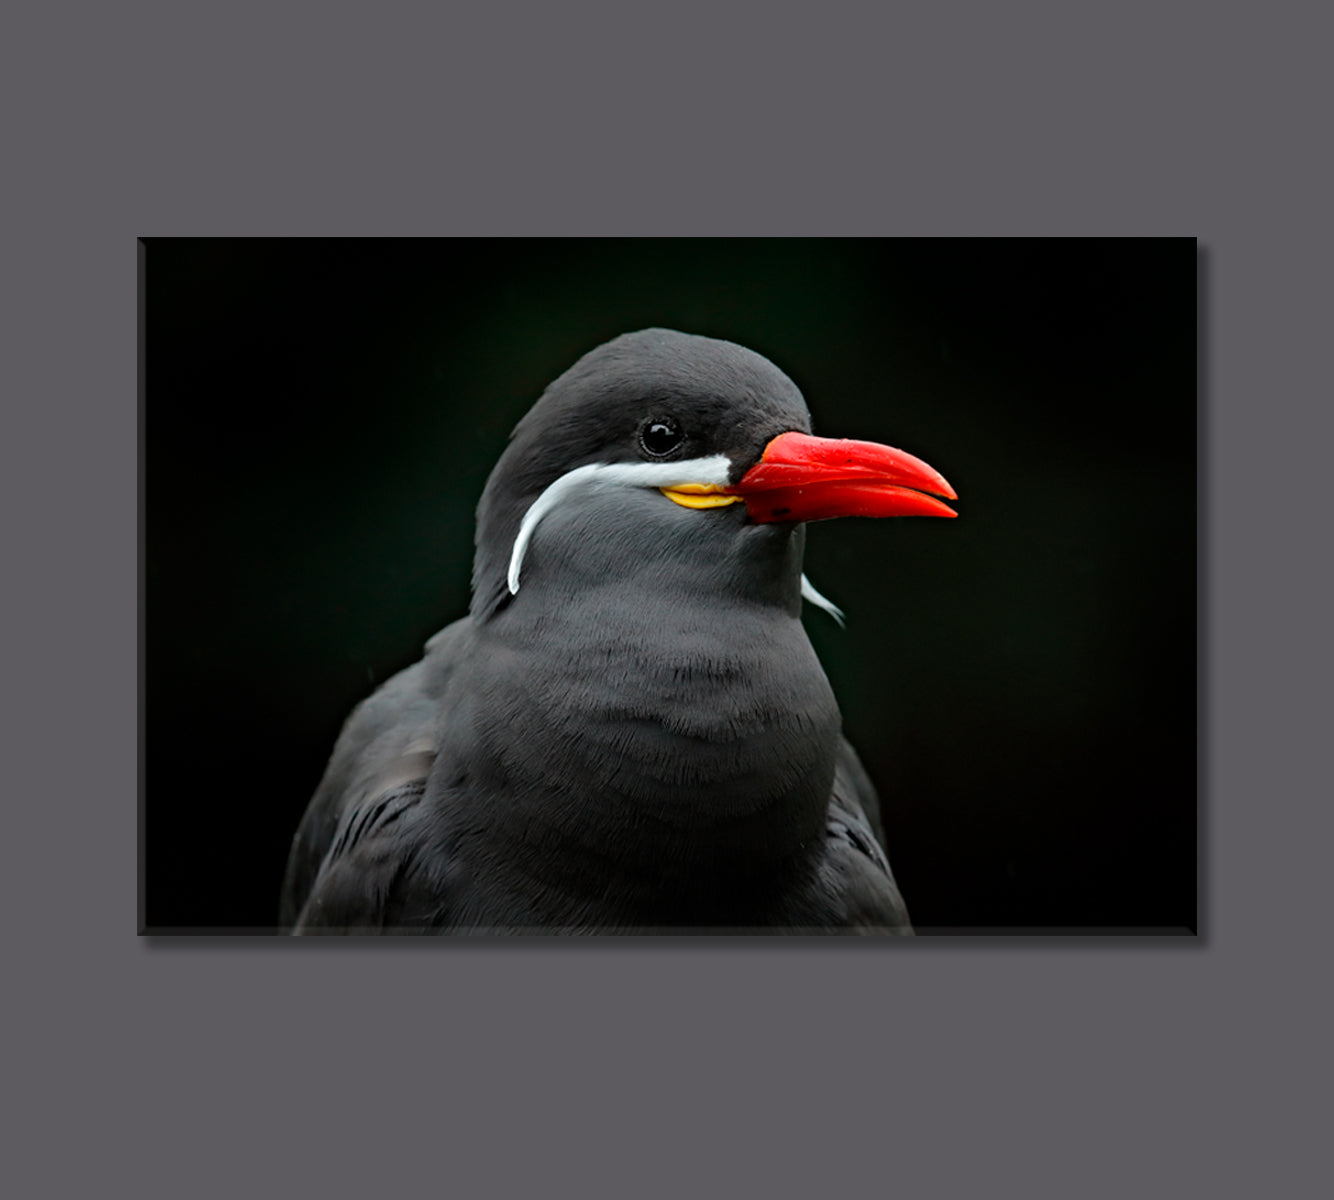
[659,484,742,510]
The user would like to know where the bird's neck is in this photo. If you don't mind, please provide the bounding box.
[442,544,842,926]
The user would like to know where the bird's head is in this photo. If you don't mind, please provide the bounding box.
[470,329,956,621]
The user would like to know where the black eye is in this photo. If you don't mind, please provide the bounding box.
[640,416,684,457]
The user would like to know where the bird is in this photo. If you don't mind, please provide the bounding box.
[279,328,957,935]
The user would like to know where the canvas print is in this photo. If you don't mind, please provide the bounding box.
[142,237,1196,934]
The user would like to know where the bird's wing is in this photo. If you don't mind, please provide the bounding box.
[820,737,914,934]
[288,773,434,933]
[279,620,471,932]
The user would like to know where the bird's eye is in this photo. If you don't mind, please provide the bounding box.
[640,416,684,457]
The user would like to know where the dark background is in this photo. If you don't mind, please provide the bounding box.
[143,237,1196,932]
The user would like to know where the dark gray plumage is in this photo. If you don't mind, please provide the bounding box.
[281,329,920,934]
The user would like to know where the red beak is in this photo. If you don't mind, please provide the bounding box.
[726,431,958,523]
